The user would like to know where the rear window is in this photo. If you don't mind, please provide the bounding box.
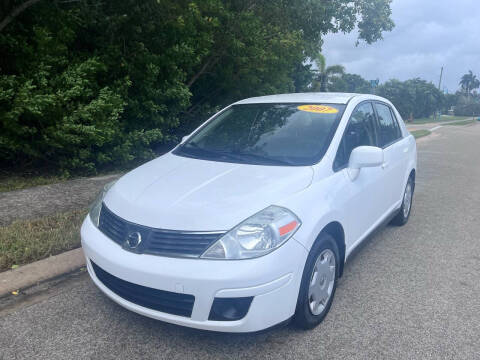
[174,103,346,166]
[375,103,402,147]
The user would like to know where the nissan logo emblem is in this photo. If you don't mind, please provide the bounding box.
[126,231,142,249]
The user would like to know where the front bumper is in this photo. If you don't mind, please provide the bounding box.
[81,216,308,332]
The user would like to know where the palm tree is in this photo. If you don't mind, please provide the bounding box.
[459,70,480,97]
[311,54,345,92]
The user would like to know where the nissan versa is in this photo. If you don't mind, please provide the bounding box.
[81,93,417,332]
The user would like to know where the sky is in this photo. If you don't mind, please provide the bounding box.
[322,0,480,93]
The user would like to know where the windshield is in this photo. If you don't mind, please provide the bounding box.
[173,103,346,166]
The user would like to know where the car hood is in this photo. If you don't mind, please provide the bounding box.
[104,153,313,231]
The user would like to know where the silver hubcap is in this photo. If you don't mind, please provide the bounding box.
[403,182,413,218]
[308,249,336,315]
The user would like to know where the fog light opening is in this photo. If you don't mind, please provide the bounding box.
[208,297,254,321]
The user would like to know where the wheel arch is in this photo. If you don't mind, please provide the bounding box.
[319,221,346,278]
[406,167,416,194]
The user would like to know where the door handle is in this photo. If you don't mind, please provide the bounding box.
[382,162,389,169]
[403,147,409,153]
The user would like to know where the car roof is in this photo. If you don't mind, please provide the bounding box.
[233,92,360,105]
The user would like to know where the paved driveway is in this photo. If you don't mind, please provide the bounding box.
[1,124,479,359]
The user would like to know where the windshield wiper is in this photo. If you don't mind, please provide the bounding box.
[182,142,242,161]
[182,142,293,166]
[230,151,294,166]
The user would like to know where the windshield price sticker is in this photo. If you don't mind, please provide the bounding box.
[297,105,339,114]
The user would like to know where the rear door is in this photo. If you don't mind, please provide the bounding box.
[373,102,409,210]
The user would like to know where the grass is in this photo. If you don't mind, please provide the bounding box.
[445,119,475,126]
[410,115,471,124]
[0,174,65,193]
[411,129,431,139]
[0,209,87,272]
[0,168,125,193]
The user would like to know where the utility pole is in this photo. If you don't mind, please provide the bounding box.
[434,66,444,122]
[438,66,443,90]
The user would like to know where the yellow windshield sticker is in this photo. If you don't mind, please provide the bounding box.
[297,105,339,114]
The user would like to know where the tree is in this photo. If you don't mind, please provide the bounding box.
[376,79,413,119]
[183,0,395,129]
[443,93,458,113]
[459,70,480,97]
[377,78,443,120]
[329,73,372,93]
[311,54,345,92]
[454,90,480,116]
[291,63,315,93]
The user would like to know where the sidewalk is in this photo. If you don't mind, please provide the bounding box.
[0,249,85,297]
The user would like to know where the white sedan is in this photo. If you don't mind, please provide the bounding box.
[82,92,417,332]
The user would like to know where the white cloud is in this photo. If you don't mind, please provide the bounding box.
[322,0,480,92]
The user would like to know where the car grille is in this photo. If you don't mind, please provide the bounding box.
[98,203,225,258]
[91,261,195,317]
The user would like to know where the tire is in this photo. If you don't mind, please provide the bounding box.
[293,233,339,329]
[390,175,414,226]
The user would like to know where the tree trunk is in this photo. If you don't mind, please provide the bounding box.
[187,56,219,88]
[0,0,43,32]
[320,74,327,92]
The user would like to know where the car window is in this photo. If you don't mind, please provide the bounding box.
[374,103,402,147]
[334,102,378,170]
[174,103,345,166]
[389,108,403,136]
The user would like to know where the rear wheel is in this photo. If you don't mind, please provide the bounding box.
[391,175,414,226]
[293,233,339,329]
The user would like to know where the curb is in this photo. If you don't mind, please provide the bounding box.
[0,248,85,297]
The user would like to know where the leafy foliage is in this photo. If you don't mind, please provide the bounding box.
[455,71,480,115]
[459,70,480,96]
[311,54,345,92]
[0,0,394,174]
[328,73,373,94]
[376,78,443,120]
[454,93,480,116]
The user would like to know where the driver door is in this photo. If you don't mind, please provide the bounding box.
[333,102,386,249]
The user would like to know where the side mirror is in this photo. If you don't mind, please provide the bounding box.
[347,146,384,180]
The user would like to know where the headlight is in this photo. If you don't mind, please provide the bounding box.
[201,206,301,259]
[89,180,117,227]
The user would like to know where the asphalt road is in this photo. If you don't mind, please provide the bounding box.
[1,124,480,360]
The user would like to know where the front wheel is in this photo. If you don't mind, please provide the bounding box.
[293,233,339,329]
[391,175,414,226]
